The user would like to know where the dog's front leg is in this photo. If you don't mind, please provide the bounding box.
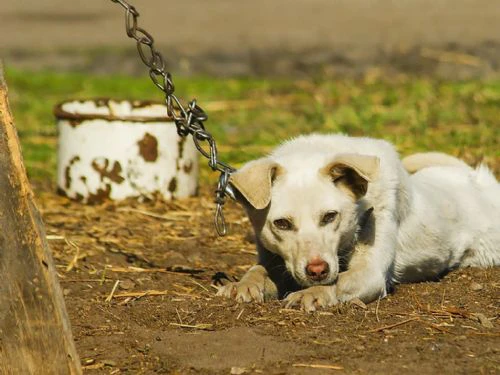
[336,217,397,303]
[216,264,278,303]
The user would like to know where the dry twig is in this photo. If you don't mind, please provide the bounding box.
[116,207,191,221]
[105,280,120,303]
[292,363,344,370]
[418,320,453,334]
[169,323,214,331]
[236,309,245,320]
[112,290,169,299]
[65,239,81,272]
[375,296,381,322]
[106,265,193,277]
[368,317,420,333]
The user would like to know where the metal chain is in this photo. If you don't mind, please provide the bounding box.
[111,0,235,235]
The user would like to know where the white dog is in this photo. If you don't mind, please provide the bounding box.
[216,134,500,311]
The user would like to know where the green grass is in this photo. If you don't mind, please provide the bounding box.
[5,68,499,183]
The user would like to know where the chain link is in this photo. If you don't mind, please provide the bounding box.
[111,0,235,235]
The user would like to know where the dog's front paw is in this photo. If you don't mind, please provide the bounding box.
[284,285,338,312]
[216,281,265,303]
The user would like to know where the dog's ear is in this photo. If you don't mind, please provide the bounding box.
[321,153,380,200]
[230,158,281,209]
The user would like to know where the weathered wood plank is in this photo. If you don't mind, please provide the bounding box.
[0,62,82,374]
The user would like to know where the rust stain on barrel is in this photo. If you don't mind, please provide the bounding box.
[68,119,83,127]
[91,158,125,184]
[168,177,177,193]
[87,184,112,204]
[183,160,193,174]
[64,156,81,189]
[138,133,158,162]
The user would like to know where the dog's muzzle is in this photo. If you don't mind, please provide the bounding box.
[305,257,330,282]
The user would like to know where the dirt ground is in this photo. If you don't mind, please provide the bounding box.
[35,182,499,375]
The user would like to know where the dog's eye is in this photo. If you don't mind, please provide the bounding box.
[320,211,338,226]
[273,218,294,231]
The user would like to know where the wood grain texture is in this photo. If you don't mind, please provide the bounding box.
[0,62,82,374]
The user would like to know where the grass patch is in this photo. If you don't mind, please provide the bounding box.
[5,67,499,183]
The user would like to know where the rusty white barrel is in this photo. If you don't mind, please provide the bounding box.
[55,99,198,203]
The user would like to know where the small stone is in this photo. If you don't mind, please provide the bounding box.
[119,279,135,290]
[103,360,117,367]
[349,298,367,310]
[430,343,440,352]
[187,253,203,264]
[164,251,187,266]
[470,282,483,291]
[474,313,494,328]
[63,288,71,296]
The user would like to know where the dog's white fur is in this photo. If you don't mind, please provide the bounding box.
[217,134,500,311]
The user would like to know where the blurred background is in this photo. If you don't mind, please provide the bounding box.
[3,0,500,78]
[1,0,499,181]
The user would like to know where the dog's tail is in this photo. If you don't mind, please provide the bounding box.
[402,152,470,174]
[403,152,498,187]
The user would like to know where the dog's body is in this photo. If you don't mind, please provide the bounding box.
[217,134,500,311]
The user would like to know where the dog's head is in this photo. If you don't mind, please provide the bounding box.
[230,153,379,287]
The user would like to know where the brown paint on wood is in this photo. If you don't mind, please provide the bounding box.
[0,62,82,374]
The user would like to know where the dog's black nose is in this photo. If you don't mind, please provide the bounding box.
[305,258,330,281]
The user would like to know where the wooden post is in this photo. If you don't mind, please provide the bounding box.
[0,62,82,374]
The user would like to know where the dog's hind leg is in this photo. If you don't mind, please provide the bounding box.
[402,152,470,174]
[460,235,500,268]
